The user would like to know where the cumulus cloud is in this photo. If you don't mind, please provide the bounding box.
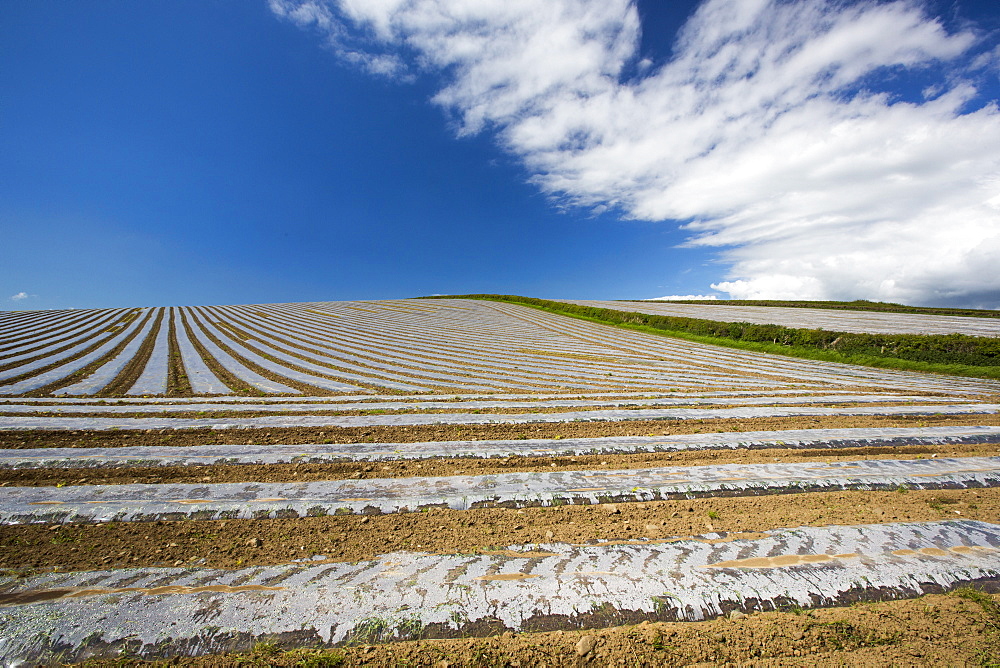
[10,292,29,301]
[271,0,1000,307]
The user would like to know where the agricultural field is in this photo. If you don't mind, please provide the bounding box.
[558,299,1000,336]
[2,298,1000,666]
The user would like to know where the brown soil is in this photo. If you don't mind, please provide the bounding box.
[74,589,1000,667]
[5,412,1000,666]
[3,487,996,573]
[1,413,997,450]
[4,388,970,405]
[3,440,998,487]
[2,399,966,420]
[166,310,193,395]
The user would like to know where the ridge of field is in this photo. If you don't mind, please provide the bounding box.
[4,402,999,433]
[4,455,998,524]
[0,425,996,469]
[432,294,1000,377]
[3,299,1000,665]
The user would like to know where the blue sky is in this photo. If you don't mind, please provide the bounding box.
[2,0,999,311]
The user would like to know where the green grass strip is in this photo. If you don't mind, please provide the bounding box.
[419,294,1000,381]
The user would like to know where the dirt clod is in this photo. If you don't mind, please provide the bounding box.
[575,635,597,656]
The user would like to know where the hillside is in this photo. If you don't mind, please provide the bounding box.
[1,299,999,665]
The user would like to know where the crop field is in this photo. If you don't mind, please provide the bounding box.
[557,299,1000,336]
[2,298,1000,665]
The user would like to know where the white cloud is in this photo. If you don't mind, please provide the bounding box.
[269,0,410,76]
[971,44,1000,73]
[10,292,29,301]
[652,294,719,301]
[272,0,1000,307]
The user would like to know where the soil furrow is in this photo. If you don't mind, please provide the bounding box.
[99,308,165,396]
[1,488,996,572]
[0,399,969,420]
[163,309,192,396]
[3,441,1000,486]
[2,414,998,449]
